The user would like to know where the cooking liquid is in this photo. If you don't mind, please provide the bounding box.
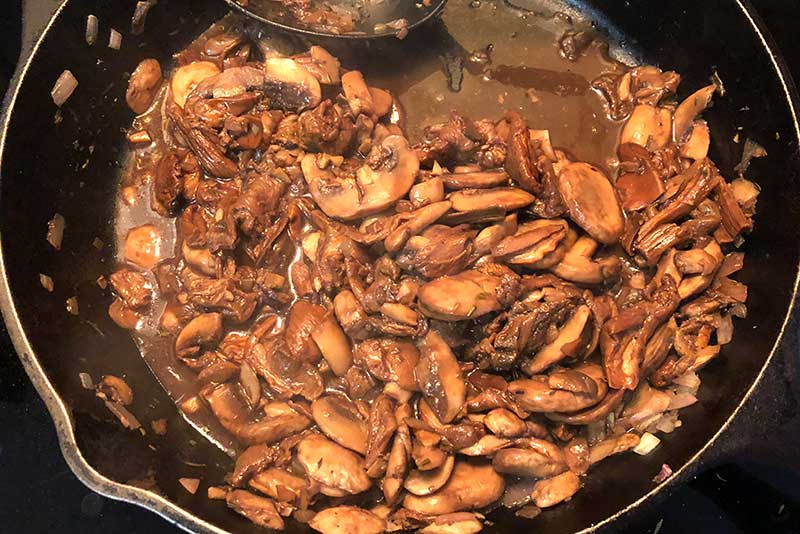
[116,0,628,456]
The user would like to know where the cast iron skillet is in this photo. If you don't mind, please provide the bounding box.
[1,0,798,532]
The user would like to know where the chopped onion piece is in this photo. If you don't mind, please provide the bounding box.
[47,213,66,249]
[108,28,122,50]
[78,372,94,390]
[104,400,141,430]
[131,1,154,35]
[653,463,673,483]
[86,15,99,45]
[673,371,701,393]
[39,274,54,292]
[51,70,78,107]
[667,391,698,411]
[633,432,661,455]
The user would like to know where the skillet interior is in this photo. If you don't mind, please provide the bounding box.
[1,0,798,532]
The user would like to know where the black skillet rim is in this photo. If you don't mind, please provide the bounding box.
[0,0,798,532]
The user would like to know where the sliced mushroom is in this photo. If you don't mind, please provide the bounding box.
[525,304,591,374]
[333,290,370,340]
[418,270,504,321]
[416,331,466,424]
[410,177,445,207]
[557,163,624,244]
[483,408,527,438]
[403,460,505,515]
[383,427,411,505]
[384,200,452,253]
[475,214,518,254]
[175,312,223,358]
[226,489,285,530]
[563,437,590,474]
[449,187,535,213]
[354,338,419,391]
[181,241,218,277]
[588,432,641,464]
[297,434,371,495]
[620,104,671,148]
[312,395,368,454]
[171,61,220,108]
[458,434,511,456]
[508,364,606,413]
[492,438,567,478]
[249,468,311,506]
[550,236,620,284]
[673,85,715,143]
[126,58,162,114]
[124,224,163,270]
[441,169,509,189]
[342,70,375,116]
[405,455,455,496]
[263,57,322,111]
[680,121,710,160]
[420,513,485,534]
[302,135,419,220]
[285,300,326,363]
[529,471,581,508]
[296,45,341,85]
[493,219,568,265]
[248,340,324,401]
[310,312,353,376]
[309,506,386,534]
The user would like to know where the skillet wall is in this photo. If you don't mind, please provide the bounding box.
[0,0,797,533]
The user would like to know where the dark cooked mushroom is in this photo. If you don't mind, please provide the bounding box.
[297,433,371,495]
[402,460,505,515]
[126,58,162,114]
[175,312,223,359]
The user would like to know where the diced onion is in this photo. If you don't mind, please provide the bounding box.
[51,70,78,107]
[131,1,154,35]
[673,371,701,393]
[667,391,698,411]
[85,15,99,45]
[78,372,94,390]
[39,273,54,292]
[108,28,122,50]
[633,432,661,455]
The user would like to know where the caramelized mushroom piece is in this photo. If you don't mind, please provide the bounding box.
[285,300,326,363]
[124,224,162,269]
[673,85,716,143]
[420,513,485,534]
[175,313,222,358]
[405,455,455,496]
[416,331,466,424]
[492,438,567,478]
[341,70,374,116]
[557,163,624,244]
[403,460,505,515]
[302,135,419,220]
[620,104,671,148]
[297,434,371,495]
[310,313,353,376]
[171,61,220,108]
[263,57,322,111]
[530,471,581,508]
[312,395,368,454]
[449,187,535,213]
[418,270,508,321]
[226,490,285,530]
[126,58,162,114]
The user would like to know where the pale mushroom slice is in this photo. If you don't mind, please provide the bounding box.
[403,460,505,515]
[174,312,223,359]
[310,312,353,376]
[492,219,568,265]
[384,200,452,253]
[588,432,641,464]
[302,135,419,221]
[311,395,369,454]
[341,70,375,116]
[415,331,466,424]
[458,435,512,456]
[673,84,716,143]
[171,61,220,108]
[557,163,624,245]
[483,408,528,438]
[297,434,371,495]
[524,304,591,374]
[309,506,386,534]
[404,455,455,496]
[550,236,620,284]
[492,438,567,478]
[441,169,509,189]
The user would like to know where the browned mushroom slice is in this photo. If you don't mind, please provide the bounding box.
[311,395,368,454]
[546,388,624,425]
[341,70,375,116]
[417,270,504,321]
[249,468,312,506]
[405,455,455,496]
[616,169,665,211]
[295,45,341,85]
[226,489,285,530]
[354,338,419,391]
[302,135,419,220]
[420,513,484,534]
[441,169,509,189]
[333,290,370,341]
[410,177,445,207]
[174,312,222,359]
[384,200,452,253]
[680,121,710,160]
[171,61,220,108]
[383,426,411,505]
[509,364,606,413]
[309,506,386,534]
[458,435,511,456]
[620,104,672,148]
[263,57,322,112]
[496,219,568,266]
[557,163,624,245]
[475,214,518,255]
[397,224,478,279]
[492,438,567,478]
[310,312,353,377]
[483,408,527,438]
[449,187,534,213]
[529,471,581,508]
[416,331,466,424]
[126,58,162,114]
[403,460,505,515]
[550,236,620,284]
[297,434,371,495]
[124,224,163,270]
[563,437,590,474]
[364,394,398,473]
[588,433,641,464]
[285,300,326,363]
[247,340,324,401]
[181,242,218,277]
[524,304,591,374]
[673,85,716,143]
